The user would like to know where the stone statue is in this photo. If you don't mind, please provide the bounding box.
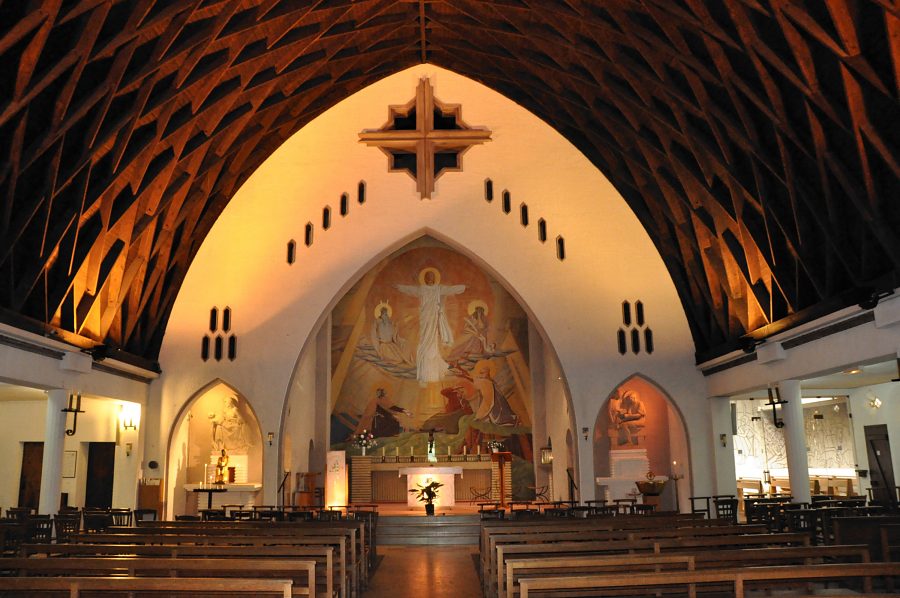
[214,448,228,484]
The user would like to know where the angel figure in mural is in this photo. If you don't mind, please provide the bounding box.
[209,395,251,452]
[448,300,493,363]
[356,387,412,438]
[370,301,411,364]
[608,390,646,447]
[396,267,466,386]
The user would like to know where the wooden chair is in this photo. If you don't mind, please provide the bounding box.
[109,508,133,527]
[689,495,711,519]
[54,513,81,543]
[713,497,738,524]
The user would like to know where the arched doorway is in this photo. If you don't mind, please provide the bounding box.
[593,375,690,512]
[165,380,263,518]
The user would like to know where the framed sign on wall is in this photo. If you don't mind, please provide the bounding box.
[62,450,77,478]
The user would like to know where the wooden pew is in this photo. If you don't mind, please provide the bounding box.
[493,532,811,598]
[484,523,778,597]
[504,544,873,598]
[104,521,368,591]
[0,556,316,597]
[517,562,900,598]
[479,516,738,591]
[0,576,293,597]
[22,543,337,598]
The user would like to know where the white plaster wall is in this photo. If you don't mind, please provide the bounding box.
[0,396,142,510]
[152,64,708,504]
[848,381,900,495]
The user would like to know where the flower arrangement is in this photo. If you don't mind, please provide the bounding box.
[486,439,505,452]
[353,430,375,454]
[409,480,443,515]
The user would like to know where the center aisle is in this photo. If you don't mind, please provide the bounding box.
[364,545,482,597]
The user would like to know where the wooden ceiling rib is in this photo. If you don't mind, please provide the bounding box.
[0,0,897,365]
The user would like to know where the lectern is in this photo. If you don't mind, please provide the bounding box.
[491,451,513,507]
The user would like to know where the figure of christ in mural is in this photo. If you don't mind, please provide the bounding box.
[355,388,412,438]
[395,267,466,386]
[370,302,411,364]
[608,390,646,447]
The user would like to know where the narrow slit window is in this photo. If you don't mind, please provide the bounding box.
[201,336,210,361]
[631,329,641,354]
[304,222,313,247]
[538,219,547,242]
[644,329,654,354]
[340,193,349,216]
[622,301,632,326]
[209,308,218,332]
[617,329,627,355]
[502,191,511,214]
[214,335,224,361]
[556,236,566,260]
[228,335,237,360]
[520,204,529,227]
[357,181,366,204]
[636,301,645,326]
[484,179,493,202]
[323,206,331,230]
[222,307,231,332]
[287,240,296,264]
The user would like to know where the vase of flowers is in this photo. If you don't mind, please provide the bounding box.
[487,439,505,453]
[353,430,375,456]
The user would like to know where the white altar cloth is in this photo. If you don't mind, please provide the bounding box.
[399,467,463,508]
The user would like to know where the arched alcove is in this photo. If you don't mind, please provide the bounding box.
[280,234,580,503]
[165,380,263,517]
[593,375,691,511]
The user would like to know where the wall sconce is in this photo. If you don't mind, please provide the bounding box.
[539,437,553,465]
[61,393,84,436]
[869,396,882,409]
[267,432,275,446]
[122,416,136,431]
[582,427,589,441]
[766,387,787,428]
[119,403,140,431]
[125,443,133,457]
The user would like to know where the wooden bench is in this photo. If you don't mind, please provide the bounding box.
[504,544,873,598]
[493,532,811,598]
[22,543,338,598]
[0,576,294,597]
[517,562,900,598]
[0,556,316,596]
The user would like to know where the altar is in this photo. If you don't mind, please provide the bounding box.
[400,466,462,508]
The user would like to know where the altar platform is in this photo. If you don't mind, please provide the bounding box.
[348,454,510,507]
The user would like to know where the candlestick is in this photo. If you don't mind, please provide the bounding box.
[204,464,208,486]
[447,446,451,456]
[477,444,481,455]
[395,447,399,456]
[382,447,385,457]
[410,446,414,456]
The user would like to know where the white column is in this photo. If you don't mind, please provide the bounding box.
[708,397,738,497]
[39,389,69,514]
[779,380,811,504]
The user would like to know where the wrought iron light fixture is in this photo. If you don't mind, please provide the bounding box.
[766,387,787,428]
[61,392,84,436]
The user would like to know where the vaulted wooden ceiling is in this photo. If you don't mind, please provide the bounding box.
[0,0,897,366]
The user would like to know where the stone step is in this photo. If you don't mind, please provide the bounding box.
[377,514,481,545]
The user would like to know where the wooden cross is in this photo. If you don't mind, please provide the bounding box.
[359,78,492,199]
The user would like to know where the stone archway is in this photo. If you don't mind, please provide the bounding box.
[592,374,691,511]
[164,380,263,518]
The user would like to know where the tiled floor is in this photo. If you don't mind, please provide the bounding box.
[365,545,482,597]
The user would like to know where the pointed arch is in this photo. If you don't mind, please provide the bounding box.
[592,373,691,510]
[164,378,264,518]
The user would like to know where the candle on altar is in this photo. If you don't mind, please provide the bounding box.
[395,447,399,456]
[204,464,208,486]
[463,445,467,455]
[447,446,451,456]
[382,447,385,456]
[477,444,481,455]
[410,446,414,456]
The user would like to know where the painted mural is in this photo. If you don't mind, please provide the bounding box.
[331,238,534,496]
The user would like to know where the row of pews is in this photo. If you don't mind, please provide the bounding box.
[0,514,377,597]
[478,511,900,598]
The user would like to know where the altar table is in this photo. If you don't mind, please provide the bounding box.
[399,466,463,508]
